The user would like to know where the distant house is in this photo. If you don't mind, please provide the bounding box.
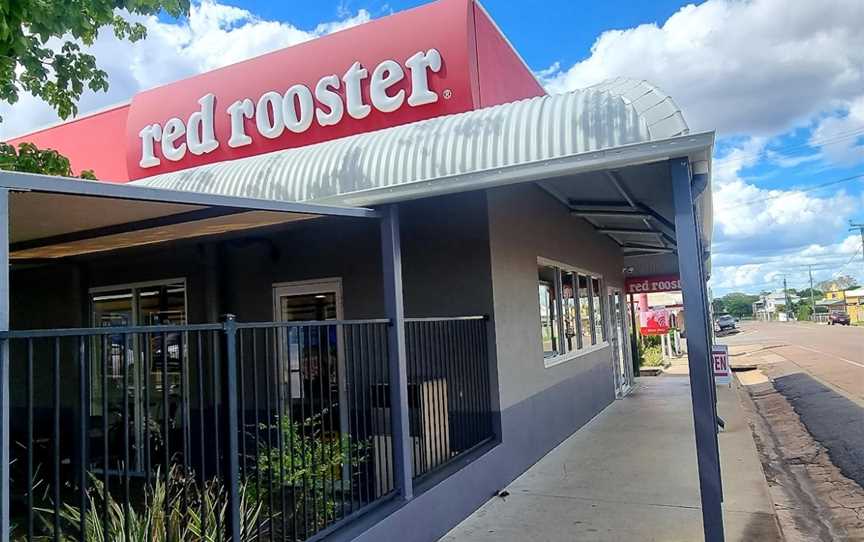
[752,291,800,321]
[841,288,864,324]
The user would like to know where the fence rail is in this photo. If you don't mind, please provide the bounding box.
[0,316,492,541]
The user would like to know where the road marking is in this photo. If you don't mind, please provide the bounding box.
[793,344,864,369]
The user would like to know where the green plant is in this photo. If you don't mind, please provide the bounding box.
[0,142,96,179]
[253,413,367,532]
[641,345,665,367]
[29,465,263,541]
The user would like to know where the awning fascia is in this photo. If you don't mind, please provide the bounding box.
[0,170,380,219]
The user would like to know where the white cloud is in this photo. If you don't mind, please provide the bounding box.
[539,0,864,140]
[809,95,864,166]
[710,233,863,293]
[0,0,371,138]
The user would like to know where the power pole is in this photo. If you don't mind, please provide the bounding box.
[808,265,816,322]
[851,222,864,270]
[782,275,792,321]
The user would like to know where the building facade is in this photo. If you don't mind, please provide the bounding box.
[0,1,721,540]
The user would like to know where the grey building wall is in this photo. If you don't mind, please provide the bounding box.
[349,183,626,542]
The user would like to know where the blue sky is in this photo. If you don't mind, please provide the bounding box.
[3,0,863,296]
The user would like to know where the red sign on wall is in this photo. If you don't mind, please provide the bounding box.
[625,274,682,295]
[640,309,671,336]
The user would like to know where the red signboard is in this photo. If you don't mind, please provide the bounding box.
[5,0,545,182]
[625,274,682,295]
[640,309,671,336]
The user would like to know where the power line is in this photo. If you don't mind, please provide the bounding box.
[716,172,864,208]
[714,125,864,167]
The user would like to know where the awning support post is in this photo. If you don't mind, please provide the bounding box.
[380,204,413,500]
[670,158,725,542]
[0,188,9,542]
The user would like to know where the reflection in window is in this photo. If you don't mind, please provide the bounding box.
[538,265,560,357]
[90,281,187,473]
[537,260,608,363]
[579,274,592,348]
[592,277,604,344]
[562,271,579,352]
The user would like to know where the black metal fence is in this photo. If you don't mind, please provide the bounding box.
[0,316,492,541]
[405,317,494,480]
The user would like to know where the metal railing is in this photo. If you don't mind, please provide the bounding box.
[0,315,492,541]
[405,317,493,480]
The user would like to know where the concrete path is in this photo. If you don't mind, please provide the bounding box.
[441,377,781,541]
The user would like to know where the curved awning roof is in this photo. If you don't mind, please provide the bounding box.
[133,78,714,267]
[133,78,698,205]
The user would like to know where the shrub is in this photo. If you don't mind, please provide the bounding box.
[641,345,665,367]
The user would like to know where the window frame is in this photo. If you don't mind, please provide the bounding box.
[537,257,610,368]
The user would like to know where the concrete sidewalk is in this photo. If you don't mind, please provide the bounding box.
[441,377,781,541]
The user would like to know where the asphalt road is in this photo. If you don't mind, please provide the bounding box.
[721,321,864,488]
[722,321,864,402]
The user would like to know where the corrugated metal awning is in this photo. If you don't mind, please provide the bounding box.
[133,78,694,207]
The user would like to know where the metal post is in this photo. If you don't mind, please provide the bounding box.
[0,189,8,542]
[380,204,413,500]
[670,158,725,542]
[221,314,242,542]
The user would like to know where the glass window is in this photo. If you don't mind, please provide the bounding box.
[578,274,592,348]
[538,260,609,362]
[592,277,605,343]
[562,271,579,353]
[538,265,560,357]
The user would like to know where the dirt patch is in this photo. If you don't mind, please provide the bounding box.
[740,377,864,541]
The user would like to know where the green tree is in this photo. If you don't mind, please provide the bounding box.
[717,292,759,318]
[0,0,189,120]
[795,301,813,322]
[0,142,95,179]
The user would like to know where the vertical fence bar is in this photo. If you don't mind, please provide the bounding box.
[144,333,152,489]
[122,334,130,542]
[221,315,242,542]
[53,338,61,542]
[262,328,274,541]
[27,339,33,542]
[101,335,109,542]
[278,326,289,540]
[78,336,88,542]
[0,188,8,542]
[251,329,261,542]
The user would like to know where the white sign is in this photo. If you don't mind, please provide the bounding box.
[712,344,731,386]
[137,49,444,169]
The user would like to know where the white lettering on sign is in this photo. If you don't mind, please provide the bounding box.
[137,49,444,168]
[626,276,681,294]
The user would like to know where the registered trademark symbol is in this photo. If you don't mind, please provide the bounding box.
[443,89,452,99]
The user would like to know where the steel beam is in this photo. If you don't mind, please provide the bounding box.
[670,157,725,542]
[571,210,653,219]
[0,188,8,542]
[380,204,413,500]
[598,228,661,236]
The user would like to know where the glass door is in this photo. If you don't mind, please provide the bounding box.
[90,280,187,474]
[608,288,631,396]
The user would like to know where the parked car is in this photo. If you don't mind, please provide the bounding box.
[715,314,736,331]
[828,311,851,325]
